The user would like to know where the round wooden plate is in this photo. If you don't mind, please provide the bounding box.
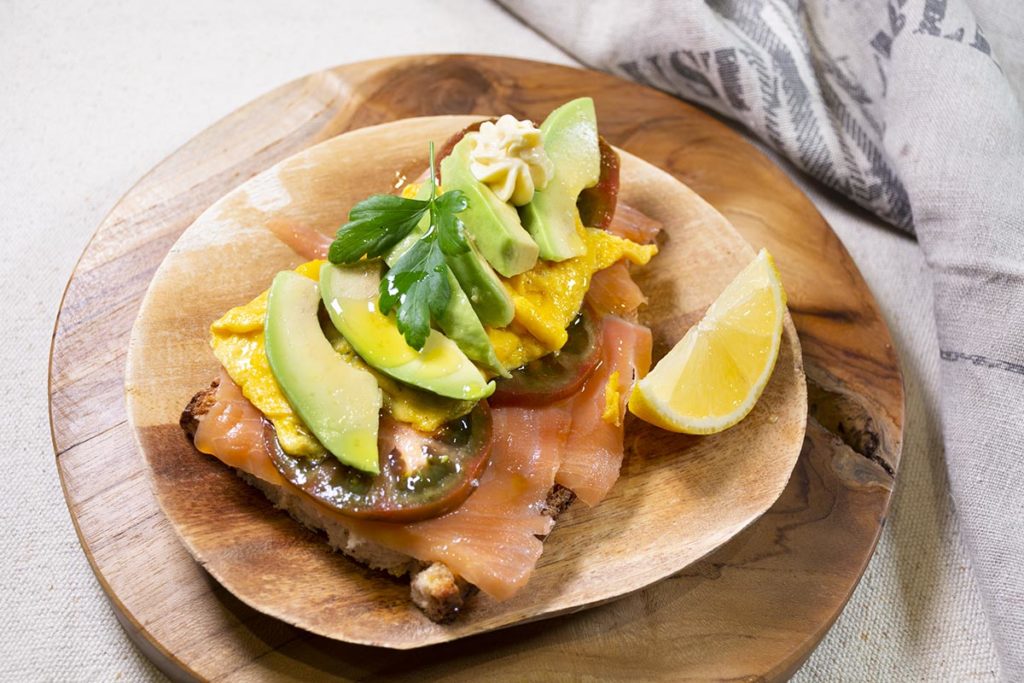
[124,116,807,648]
[50,55,902,681]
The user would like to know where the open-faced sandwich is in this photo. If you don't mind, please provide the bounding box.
[179,98,789,622]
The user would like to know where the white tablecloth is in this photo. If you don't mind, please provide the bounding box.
[0,1,999,679]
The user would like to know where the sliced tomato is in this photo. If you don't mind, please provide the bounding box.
[577,136,620,229]
[490,311,603,407]
[266,404,493,523]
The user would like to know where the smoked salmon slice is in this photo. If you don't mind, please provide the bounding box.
[586,262,648,319]
[587,203,659,320]
[266,218,332,260]
[555,317,652,507]
[191,375,569,601]
[607,203,662,244]
[348,406,569,601]
[192,370,286,487]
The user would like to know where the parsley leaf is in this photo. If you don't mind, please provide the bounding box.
[379,237,451,350]
[432,190,470,256]
[329,195,429,263]
[327,141,471,350]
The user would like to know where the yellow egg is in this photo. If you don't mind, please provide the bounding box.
[602,371,622,427]
[210,267,325,457]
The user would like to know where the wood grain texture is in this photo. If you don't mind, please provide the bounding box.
[124,117,807,648]
[50,55,903,681]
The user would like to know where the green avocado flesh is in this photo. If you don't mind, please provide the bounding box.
[319,262,495,401]
[440,136,539,277]
[447,241,515,328]
[388,187,513,362]
[264,271,382,474]
[436,279,507,377]
[520,97,601,261]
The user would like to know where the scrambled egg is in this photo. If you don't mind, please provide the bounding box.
[210,262,323,457]
[602,371,622,427]
[490,221,658,369]
[486,323,551,373]
[210,260,472,458]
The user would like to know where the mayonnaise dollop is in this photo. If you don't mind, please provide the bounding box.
[469,115,554,206]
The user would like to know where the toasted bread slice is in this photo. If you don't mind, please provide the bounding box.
[180,383,574,622]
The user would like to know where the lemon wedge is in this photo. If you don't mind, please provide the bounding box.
[628,248,787,434]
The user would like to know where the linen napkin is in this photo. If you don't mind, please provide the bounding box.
[497,0,1024,677]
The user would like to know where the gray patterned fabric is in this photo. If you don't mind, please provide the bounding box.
[498,0,1024,677]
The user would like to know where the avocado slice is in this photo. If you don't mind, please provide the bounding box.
[265,271,382,474]
[319,262,496,400]
[440,136,539,277]
[389,186,515,336]
[387,244,507,376]
[520,97,601,261]
[432,273,508,377]
[447,241,515,328]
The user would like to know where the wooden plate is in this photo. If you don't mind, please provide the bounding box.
[124,116,807,648]
[50,55,902,680]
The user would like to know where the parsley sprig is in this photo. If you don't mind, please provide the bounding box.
[328,144,469,350]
